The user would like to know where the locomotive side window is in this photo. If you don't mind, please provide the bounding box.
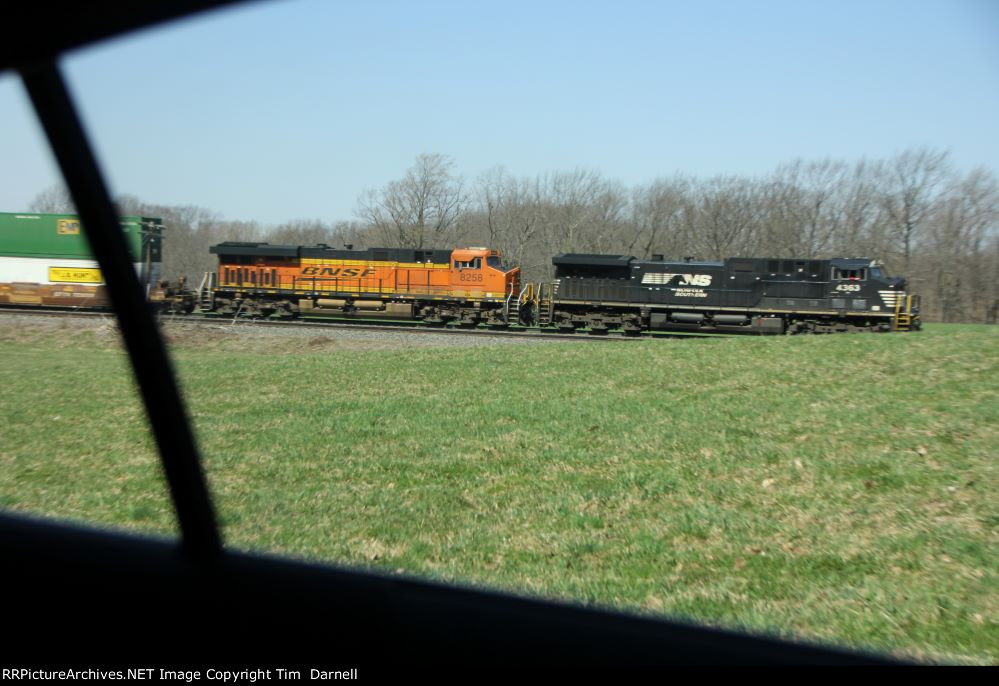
[733,261,755,272]
[834,268,867,280]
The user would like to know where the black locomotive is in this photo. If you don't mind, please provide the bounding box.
[536,254,920,334]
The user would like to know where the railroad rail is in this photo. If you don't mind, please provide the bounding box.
[0,306,722,341]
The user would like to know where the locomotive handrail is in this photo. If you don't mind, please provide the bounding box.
[196,271,210,297]
[521,282,535,307]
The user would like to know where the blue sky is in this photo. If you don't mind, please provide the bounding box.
[1,0,997,224]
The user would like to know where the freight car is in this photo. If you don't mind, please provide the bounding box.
[200,242,522,326]
[0,211,194,312]
[533,253,921,334]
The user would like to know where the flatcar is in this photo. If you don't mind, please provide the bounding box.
[535,253,921,334]
[202,242,522,326]
[0,211,193,312]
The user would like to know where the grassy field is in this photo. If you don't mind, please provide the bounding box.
[1,319,996,663]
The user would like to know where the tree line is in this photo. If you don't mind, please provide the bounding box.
[28,147,999,323]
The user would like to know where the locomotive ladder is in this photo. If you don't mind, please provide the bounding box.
[893,294,917,331]
[537,282,555,327]
[197,271,216,311]
[504,282,519,325]
[506,283,534,326]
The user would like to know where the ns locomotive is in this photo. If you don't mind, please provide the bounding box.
[539,253,921,334]
[198,241,920,334]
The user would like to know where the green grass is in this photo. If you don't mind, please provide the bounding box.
[1,321,997,663]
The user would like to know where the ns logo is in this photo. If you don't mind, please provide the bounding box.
[642,272,714,286]
[666,273,713,286]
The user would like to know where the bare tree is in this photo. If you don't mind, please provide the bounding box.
[357,153,465,249]
[834,159,891,260]
[881,148,950,270]
[923,167,999,321]
[267,219,333,246]
[682,176,761,260]
[535,169,628,269]
[629,176,689,258]
[329,220,375,251]
[28,184,75,213]
[473,166,543,271]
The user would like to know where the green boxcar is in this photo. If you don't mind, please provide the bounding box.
[0,212,162,263]
[0,212,166,309]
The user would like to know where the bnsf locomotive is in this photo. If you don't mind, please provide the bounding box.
[539,253,920,334]
[203,242,522,326]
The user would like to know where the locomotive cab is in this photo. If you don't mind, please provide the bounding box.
[869,262,907,291]
[449,247,520,299]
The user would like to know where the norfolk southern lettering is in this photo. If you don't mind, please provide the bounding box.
[301,267,377,277]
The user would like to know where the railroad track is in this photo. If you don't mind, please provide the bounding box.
[0,306,722,341]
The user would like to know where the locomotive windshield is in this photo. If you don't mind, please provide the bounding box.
[487,256,506,270]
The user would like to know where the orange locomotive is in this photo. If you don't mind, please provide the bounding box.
[205,243,522,325]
